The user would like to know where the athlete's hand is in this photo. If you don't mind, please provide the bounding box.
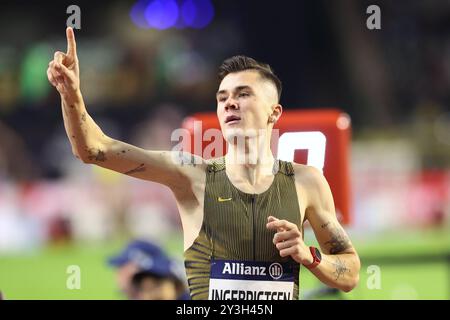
[266,216,313,266]
[47,27,80,97]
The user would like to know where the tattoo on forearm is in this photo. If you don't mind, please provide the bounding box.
[324,225,351,254]
[124,163,146,175]
[87,148,107,162]
[332,257,351,281]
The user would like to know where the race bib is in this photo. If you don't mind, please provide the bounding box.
[208,260,295,300]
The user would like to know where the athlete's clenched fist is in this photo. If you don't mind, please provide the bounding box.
[266,216,313,266]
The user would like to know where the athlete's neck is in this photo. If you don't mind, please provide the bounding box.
[225,134,276,188]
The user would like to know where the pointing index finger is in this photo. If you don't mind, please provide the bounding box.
[66,27,77,58]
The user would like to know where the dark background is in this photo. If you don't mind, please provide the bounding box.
[1,1,448,179]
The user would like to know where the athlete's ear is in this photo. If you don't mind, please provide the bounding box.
[269,104,282,123]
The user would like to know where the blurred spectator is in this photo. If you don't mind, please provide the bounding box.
[108,239,189,300]
[0,121,38,181]
[130,103,184,150]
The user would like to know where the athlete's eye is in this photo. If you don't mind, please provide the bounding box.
[239,92,250,98]
[218,96,227,102]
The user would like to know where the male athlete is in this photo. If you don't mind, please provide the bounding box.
[47,27,360,300]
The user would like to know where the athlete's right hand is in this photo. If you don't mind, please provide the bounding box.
[47,27,80,97]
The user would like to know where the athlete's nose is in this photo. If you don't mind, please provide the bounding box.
[224,98,239,112]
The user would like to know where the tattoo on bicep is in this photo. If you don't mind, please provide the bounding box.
[324,225,351,254]
[332,257,351,281]
[124,163,146,175]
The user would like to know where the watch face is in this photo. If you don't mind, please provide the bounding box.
[314,248,322,261]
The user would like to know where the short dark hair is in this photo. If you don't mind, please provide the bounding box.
[218,55,282,101]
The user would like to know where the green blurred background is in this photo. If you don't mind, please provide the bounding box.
[1,229,448,299]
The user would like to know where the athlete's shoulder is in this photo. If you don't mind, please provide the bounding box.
[175,151,208,168]
[205,156,225,165]
[173,152,209,184]
[291,162,326,188]
[291,162,321,177]
[204,157,226,171]
[171,152,208,196]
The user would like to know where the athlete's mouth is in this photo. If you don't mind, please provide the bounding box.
[225,115,241,124]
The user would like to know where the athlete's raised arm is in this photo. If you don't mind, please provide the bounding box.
[46,27,204,191]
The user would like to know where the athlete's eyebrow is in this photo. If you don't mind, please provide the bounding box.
[216,85,254,97]
[234,85,253,93]
[216,89,227,98]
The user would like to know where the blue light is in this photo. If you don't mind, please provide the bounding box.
[130,0,214,30]
[130,0,151,29]
[181,0,214,29]
[144,0,179,30]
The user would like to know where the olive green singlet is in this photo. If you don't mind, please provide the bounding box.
[184,157,302,300]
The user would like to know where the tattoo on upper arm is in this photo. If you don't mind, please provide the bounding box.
[324,224,352,254]
[179,152,197,167]
[332,257,351,281]
[124,163,146,175]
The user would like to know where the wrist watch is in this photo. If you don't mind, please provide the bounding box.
[305,246,322,269]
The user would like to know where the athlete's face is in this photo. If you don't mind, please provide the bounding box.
[216,70,281,142]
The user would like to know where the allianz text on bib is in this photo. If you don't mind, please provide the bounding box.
[209,260,295,300]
